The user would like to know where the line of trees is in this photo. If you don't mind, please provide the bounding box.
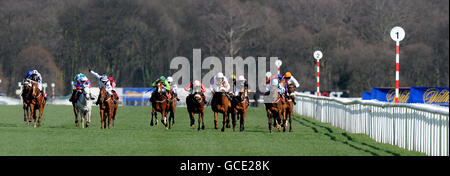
[0,0,448,97]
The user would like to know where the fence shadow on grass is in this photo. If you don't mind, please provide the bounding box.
[293,115,401,156]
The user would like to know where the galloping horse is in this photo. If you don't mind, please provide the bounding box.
[229,87,248,132]
[74,87,93,128]
[186,91,205,131]
[264,86,284,133]
[167,90,177,129]
[211,89,232,132]
[97,86,117,129]
[21,81,33,124]
[150,81,169,129]
[28,81,46,128]
[284,83,295,132]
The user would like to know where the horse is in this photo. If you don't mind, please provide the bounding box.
[210,88,232,132]
[21,81,33,125]
[74,87,93,128]
[186,91,205,131]
[150,81,169,129]
[28,81,46,128]
[167,90,177,129]
[97,86,117,129]
[284,83,295,132]
[264,86,284,133]
[229,87,248,132]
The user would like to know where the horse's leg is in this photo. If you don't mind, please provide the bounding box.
[240,111,246,132]
[37,104,44,128]
[100,109,104,129]
[108,107,113,129]
[112,105,117,127]
[32,106,37,128]
[150,108,154,126]
[197,112,201,131]
[189,111,195,127]
[81,111,85,129]
[86,109,91,128]
[267,112,273,133]
[214,112,218,129]
[73,105,78,126]
[23,104,27,123]
[221,111,227,132]
[277,111,282,132]
[231,110,237,132]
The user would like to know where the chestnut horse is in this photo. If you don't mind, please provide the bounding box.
[186,92,205,131]
[28,81,46,128]
[97,87,117,129]
[211,90,232,132]
[264,86,284,133]
[229,87,248,132]
[150,81,169,129]
[284,83,295,132]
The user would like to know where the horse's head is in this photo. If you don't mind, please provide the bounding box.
[30,81,41,99]
[80,87,91,100]
[194,93,202,103]
[156,81,165,93]
[98,86,108,103]
[287,84,295,99]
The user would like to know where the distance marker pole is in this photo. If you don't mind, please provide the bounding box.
[390,26,405,103]
[313,51,323,97]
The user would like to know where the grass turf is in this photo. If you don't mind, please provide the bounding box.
[0,105,424,156]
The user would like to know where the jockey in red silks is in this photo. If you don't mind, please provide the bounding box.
[185,80,206,101]
[89,69,119,104]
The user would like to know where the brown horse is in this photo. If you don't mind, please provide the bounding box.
[21,81,33,124]
[28,81,46,128]
[284,83,295,132]
[211,90,232,132]
[229,87,248,132]
[186,92,205,131]
[97,87,117,129]
[167,90,177,129]
[150,81,169,129]
[264,86,284,133]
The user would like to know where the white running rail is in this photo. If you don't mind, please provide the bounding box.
[294,92,449,156]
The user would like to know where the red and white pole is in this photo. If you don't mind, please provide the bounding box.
[313,50,323,97]
[395,41,400,103]
[390,26,405,103]
[317,60,320,96]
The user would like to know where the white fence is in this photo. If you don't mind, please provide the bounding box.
[294,92,449,156]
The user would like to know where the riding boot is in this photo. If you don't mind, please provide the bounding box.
[69,90,76,102]
[175,93,180,101]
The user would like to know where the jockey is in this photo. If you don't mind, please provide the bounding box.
[69,73,92,102]
[89,69,118,104]
[283,72,300,88]
[210,72,232,100]
[184,80,206,101]
[166,76,180,101]
[234,75,249,106]
[265,74,285,102]
[283,72,299,105]
[150,76,171,101]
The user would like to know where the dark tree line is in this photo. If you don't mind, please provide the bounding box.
[0,0,448,97]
